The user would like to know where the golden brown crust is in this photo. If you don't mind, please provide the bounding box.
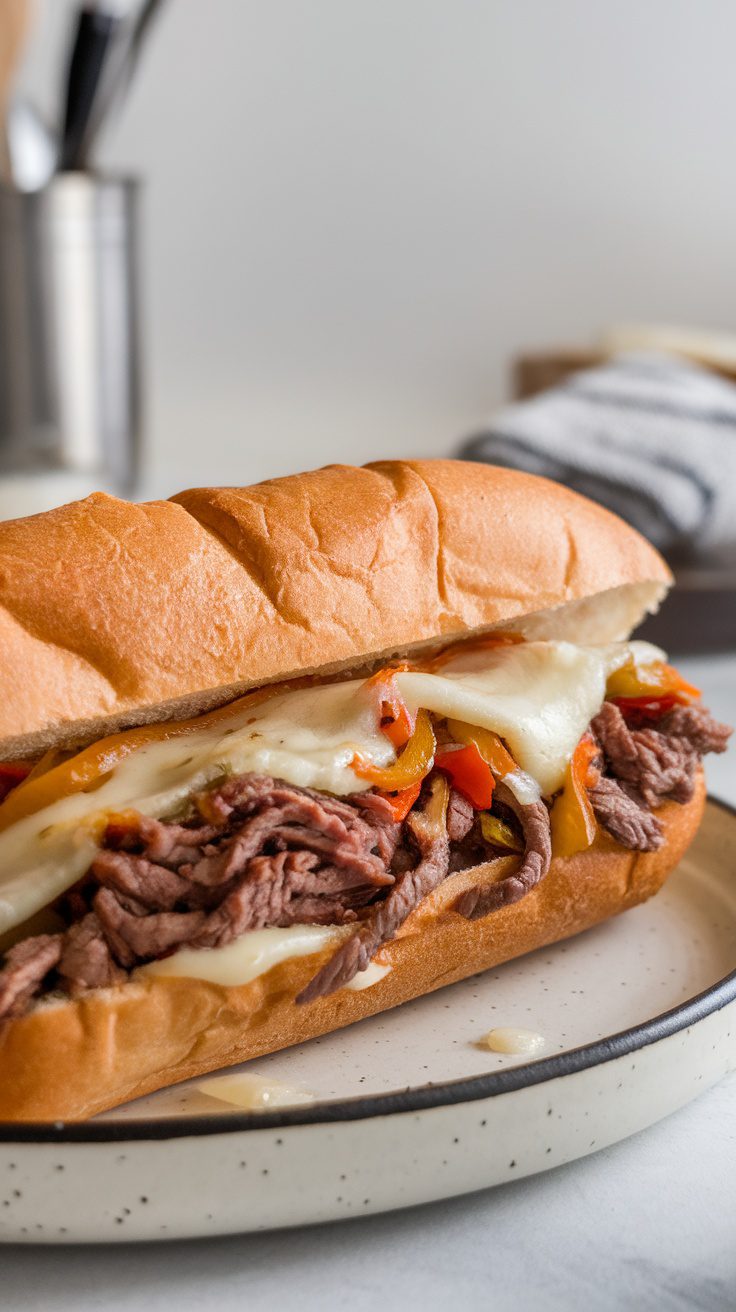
[0,460,670,759]
[0,776,703,1123]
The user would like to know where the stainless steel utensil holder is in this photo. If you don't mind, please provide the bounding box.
[0,173,140,505]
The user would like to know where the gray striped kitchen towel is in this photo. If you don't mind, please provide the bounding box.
[460,352,736,559]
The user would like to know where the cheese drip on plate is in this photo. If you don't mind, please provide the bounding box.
[0,639,663,935]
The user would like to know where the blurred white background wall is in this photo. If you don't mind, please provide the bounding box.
[18,0,736,497]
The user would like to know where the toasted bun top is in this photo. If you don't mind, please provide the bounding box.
[0,459,670,758]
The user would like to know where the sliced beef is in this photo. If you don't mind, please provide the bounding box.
[655,704,731,757]
[589,776,663,851]
[453,781,552,920]
[84,777,400,973]
[89,778,397,937]
[592,700,731,812]
[105,813,220,866]
[57,914,127,994]
[625,728,696,806]
[199,774,393,842]
[192,849,370,949]
[297,781,451,1001]
[93,888,206,968]
[348,791,404,866]
[193,781,397,886]
[447,788,475,843]
[177,827,275,892]
[0,691,730,1020]
[592,701,693,807]
[0,934,62,1020]
[92,849,215,913]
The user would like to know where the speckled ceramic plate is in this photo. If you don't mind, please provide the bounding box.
[2,798,735,1245]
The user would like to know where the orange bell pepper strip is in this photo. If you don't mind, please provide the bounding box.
[352,709,436,790]
[21,748,68,785]
[550,735,600,859]
[446,719,517,777]
[363,665,415,748]
[434,743,494,810]
[375,782,423,822]
[606,660,700,705]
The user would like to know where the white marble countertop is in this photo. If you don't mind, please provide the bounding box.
[5,654,736,1312]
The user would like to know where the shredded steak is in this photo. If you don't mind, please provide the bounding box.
[588,776,664,851]
[591,701,730,811]
[297,786,451,1001]
[591,701,731,847]
[453,782,552,919]
[57,913,127,994]
[105,814,220,866]
[0,775,402,1019]
[191,849,374,949]
[659,704,732,756]
[92,849,216,912]
[0,934,62,1019]
[447,788,475,843]
[93,888,207,968]
[0,696,730,1020]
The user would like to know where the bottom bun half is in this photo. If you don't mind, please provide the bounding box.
[0,774,705,1122]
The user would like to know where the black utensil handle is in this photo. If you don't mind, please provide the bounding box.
[76,0,169,169]
[60,7,118,172]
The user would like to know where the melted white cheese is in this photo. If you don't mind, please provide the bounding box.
[138,924,349,987]
[482,1027,547,1056]
[0,638,663,935]
[394,640,660,796]
[141,922,390,991]
[343,960,393,991]
[197,1072,315,1111]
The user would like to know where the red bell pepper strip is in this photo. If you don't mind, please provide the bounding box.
[375,782,422,822]
[434,742,494,810]
[611,693,681,724]
[446,719,517,777]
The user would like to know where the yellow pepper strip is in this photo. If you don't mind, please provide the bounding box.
[480,812,523,853]
[446,719,517,777]
[550,737,599,859]
[352,709,436,791]
[606,659,700,702]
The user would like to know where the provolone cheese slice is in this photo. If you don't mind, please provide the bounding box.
[139,924,349,987]
[0,638,663,936]
[395,640,654,795]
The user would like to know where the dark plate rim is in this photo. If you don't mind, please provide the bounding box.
[2,795,735,1145]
